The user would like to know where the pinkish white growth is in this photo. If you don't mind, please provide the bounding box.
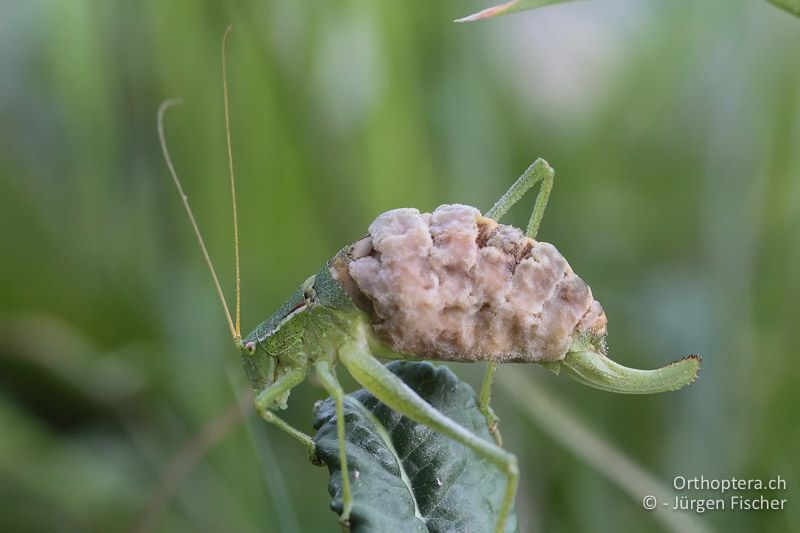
[343,204,607,362]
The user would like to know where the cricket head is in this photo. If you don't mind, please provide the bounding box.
[238,266,361,409]
[238,276,316,409]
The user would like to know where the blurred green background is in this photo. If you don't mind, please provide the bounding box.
[1,0,798,531]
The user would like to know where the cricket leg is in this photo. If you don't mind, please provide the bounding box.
[339,340,518,533]
[481,158,556,444]
[478,364,503,446]
[314,360,353,527]
[523,159,554,240]
[253,368,317,462]
[485,157,555,240]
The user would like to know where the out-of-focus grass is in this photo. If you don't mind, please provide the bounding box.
[1,0,798,531]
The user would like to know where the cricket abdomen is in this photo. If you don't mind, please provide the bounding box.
[334,204,607,363]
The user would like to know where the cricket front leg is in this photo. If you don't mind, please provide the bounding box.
[253,368,317,462]
[338,339,518,533]
[314,360,353,527]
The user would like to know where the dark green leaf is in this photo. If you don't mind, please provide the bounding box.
[312,361,517,533]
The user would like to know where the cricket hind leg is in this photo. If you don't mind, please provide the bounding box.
[314,360,354,526]
[485,157,555,240]
[481,157,556,445]
[253,367,318,462]
[338,340,518,533]
[478,364,503,446]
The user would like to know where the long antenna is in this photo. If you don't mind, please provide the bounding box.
[157,99,239,343]
[222,24,241,340]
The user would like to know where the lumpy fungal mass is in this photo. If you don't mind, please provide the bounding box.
[340,204,608,362]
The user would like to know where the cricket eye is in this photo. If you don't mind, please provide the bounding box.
[244,342,256,354]
[304,287,317,304]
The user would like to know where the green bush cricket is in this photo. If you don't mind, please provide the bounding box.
[157,27,700,533]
